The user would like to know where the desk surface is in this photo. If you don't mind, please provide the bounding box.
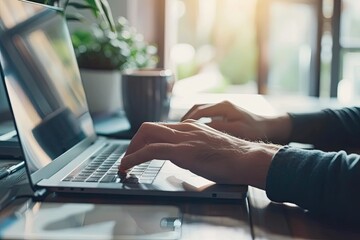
[1,94,360,239]
[1,181,359,240]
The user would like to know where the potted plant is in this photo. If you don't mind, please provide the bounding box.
[72,17,158,115]
[36,0,158,114]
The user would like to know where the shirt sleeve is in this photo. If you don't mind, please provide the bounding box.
[288,107,360,150]
[266,146,360,224]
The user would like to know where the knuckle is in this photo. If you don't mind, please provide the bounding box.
[139,122,155,131]
[221,100,231,106]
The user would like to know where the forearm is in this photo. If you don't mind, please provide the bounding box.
[266,146,360,223]
[288,107,360,149]
[263,114,292,144]
[263,107,360,150]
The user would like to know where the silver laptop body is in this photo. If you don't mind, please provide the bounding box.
[0,0,247,199]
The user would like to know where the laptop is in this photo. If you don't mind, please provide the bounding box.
[0,0,247,199]
[0,70,22,159]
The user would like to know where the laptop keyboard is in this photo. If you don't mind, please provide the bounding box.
[62,143,164,184]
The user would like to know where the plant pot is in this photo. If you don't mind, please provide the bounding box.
[80,69,122,115]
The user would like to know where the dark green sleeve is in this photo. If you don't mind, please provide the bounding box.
[266,146,360,224]
[288,107,360,150]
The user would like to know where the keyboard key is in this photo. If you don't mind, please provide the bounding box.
[86,177,101,182]
[149,160,165,168]
[100,175,117,183]
[139,179,154,184]
[62,176,73,181]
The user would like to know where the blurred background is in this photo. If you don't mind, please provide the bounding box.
[106,0,360,103]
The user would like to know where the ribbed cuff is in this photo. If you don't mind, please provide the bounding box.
[265,145,315,205]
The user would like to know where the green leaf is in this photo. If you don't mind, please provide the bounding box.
[86,0,116,32]
[84,0,100,18]
[98,0,116,32]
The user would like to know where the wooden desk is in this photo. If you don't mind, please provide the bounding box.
[248,187,360,240]
[1,94,359,239]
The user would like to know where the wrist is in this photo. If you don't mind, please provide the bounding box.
[264,114,292,143]
[246,143,281,189]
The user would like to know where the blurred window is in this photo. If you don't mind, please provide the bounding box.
[337,0,360,102]
[171,0,360,101]
[171,0,258,95]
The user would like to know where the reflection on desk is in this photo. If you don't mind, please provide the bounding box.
[43,193,252,240]
[0,201,182,240]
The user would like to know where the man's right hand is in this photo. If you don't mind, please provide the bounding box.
[119,121,280,189]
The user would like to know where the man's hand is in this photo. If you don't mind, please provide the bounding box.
[119,121,281,189]
[182,101,292,143]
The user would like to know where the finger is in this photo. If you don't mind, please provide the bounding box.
[181,104,206,121]
[182,102,228,121]
[125,123,178,156]
[181,119,197,123]
[162,121,221,135]
[125,122,200,156]
[160,120,200,131]
[119,143,187,171]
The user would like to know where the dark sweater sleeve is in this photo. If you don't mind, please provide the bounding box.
[266,146,360,224]
[288,107,360,150]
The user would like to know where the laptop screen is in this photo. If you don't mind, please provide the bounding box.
[0,78,9,116]
[0,1,96,177]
